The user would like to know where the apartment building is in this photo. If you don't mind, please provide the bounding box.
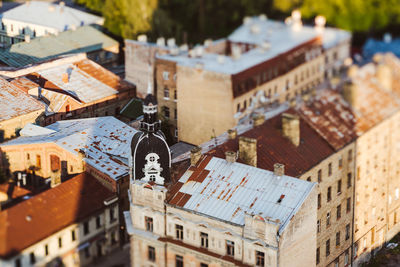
[0,1,104,46]
[0,54,134,126]
[0,78,45,142]
[0,116,138,244]
[125,11,351,145]
[0,173,119,267]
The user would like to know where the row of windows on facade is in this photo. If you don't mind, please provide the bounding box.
[234,59,321,96]
[26,153,75,173]
[147,246,265,266]
[163,107,177,120]
[0,23,36,37]
[317,177,352,209]
[144,217,265,265]
[163,87,177,100]
[316,227,351,265]
[316,247,350,266]
[317,199,352,233]
[14,209,117,267]
[162,71,177,81]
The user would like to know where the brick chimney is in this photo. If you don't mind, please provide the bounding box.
[274,163,285,176]
[282,113,300,146]
[227,129,237,139]
[239,136,257,167]
[252,113,265,127]
[190,146,202,166]
[376,64,392,91]
[225,151,237,163]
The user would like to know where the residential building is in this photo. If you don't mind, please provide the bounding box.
[125,92,318,267]
[0,1,103,46]
[0,116,138,244]
[125,11,351,145]
[0,77,45,142]
[0,26,119,68]
[0,172,119,267]
[2,54,134,125]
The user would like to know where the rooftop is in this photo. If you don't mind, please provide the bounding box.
[0,172,114,259]
[0,77,44,122]
[1,1,103,32]
[2,117,138,180]
[0,26,118,68]
[167,155,315,233]
[363,37,400,60]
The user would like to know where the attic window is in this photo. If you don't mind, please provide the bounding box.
[277,194,285,203]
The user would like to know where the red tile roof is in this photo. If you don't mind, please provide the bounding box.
[0,173,115,259]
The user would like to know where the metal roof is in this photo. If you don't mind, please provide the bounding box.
[1,1,103,32]
[0,77,44,122]
[2,117,138,180]
[168,156,315,233]
[0,26,118,68]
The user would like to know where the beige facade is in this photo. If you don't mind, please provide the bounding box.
[0,109,44,142]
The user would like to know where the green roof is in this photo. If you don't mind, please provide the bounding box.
[0,26,118,68]
[120,98,144,120]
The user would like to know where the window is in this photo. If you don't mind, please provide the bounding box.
[15,258,21,267]
[344,249,349,265]
[164,87,170,98]
[174,109,177,120]
[174,89,177,100]
[237,103,240,112]
[36,154,41,168]
[84,221,89,235]
[347,197,351,213]
[111,231,117,244]
[336,232,340,246]
[327,187,332,202]
[347,173,352,188]
[327,212,331,227]
[317,220,321,233]
[164,107,170,118]
[256,251,265,266]
[346,224,350,240]
[200,232,209,248]
[337,180,342,194]
[58,237,62,248]
[45,244,49,256]
[96,216,101,228]
[307,176,311,182]
[338,157,343,168]
[328,163,332,176]
[318,169,322,183]
[110,206,116,222]
[348,149,353,162]
[27,153,30,160]
[30,252,36,264]
[163,71,169,80]
[176,224,183,240]
[316,247,320,265]
[72,229,76,241]
[145,217,153,232]
[337,205,341,220]
[176,255,183,267]
[148,246,156,262]
[50,154,60,172]
[318,194,321,209]
[200,264,208,267]
[326,239,330,256]
[226,240,235,256]
[84,247,90,258]
[396,188,399,200]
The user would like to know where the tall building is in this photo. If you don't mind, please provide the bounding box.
[125,11,351,144]
[125,93,318,267]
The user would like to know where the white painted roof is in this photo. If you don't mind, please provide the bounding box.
[2,117,137,180]
[1,1,103,32]
[37,63,118,104]
[174,156,315,233]
[157,17,350,75]
[20,123,56,136]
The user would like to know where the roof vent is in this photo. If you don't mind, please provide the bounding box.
[157,37,165,46]
[167,38,176,47]
[137,34,147,43]
[225,151,237,163]
[274,163,285,177]
[217,55,225,64]
[190,146,202,166]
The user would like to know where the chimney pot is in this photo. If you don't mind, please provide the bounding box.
[274,163,285,176]
[238,136,257,167]
[282,113,300,146]
[190,146,202,166]
[225,151,237,163]
[227,129,237,139]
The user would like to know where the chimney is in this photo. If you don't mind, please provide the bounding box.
[239,136,257,167]
[376,64,392,91]
[274,163,285,176]
[343,81,358,108]
[137,34,147,43]
[232,45,241,60]
[282,113,300,146]
[62,72,69,83]
[156,37,165,46]
[190,146,202,166]
[225,151,237,163]
[167,38,176,47]
[314,15,326,29]
[252,113,265,127]
[227,129,237,139]
[24,34,30,43]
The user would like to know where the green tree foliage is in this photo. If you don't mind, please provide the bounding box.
[274,0,400,32]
